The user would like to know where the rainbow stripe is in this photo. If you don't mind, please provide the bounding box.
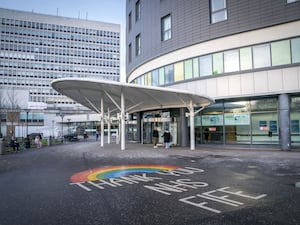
[70,165,180,183]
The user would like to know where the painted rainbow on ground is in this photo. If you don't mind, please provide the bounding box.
[70,165,181,183]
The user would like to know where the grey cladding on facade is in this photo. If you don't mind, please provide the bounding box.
[126,0,300,75]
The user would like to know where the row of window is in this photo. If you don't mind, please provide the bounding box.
[29,94,75,104]
[0,67,119,79]
[1,18,119,38]
[0,52,119,67]
[0,44,120,61]
[0,59,119,71]
[1,67,118,77]
[2,74,119,89]
[2,79,51,88]
[0,27,120,45]
[132,37,300,86]
[1,70,119,80]
[1,34,119,52]
[0,52,120,68]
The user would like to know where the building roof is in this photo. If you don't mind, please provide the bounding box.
[51,78,214,114]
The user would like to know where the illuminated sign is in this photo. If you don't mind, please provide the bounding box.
[224,113,250,125]
[202,115,223,126]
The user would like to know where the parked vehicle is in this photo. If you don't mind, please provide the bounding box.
[28,133,42,140]
[64,133,78,141]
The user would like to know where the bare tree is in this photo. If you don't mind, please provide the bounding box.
[4,88,21,138]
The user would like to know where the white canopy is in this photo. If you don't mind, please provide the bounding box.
[51,78,214,150]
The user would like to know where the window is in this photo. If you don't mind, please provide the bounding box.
[128,43,132,63]
[184,59,193,80]
[271,40,291,66]
[158,68,165,85]
[240,47,253,70]
[287,0,300,3]
[145,72,151,86]
[128,12,132,31]
[174,62,184,82]
[213,52,223,74]
[164,65,174,84]
[291,37,300,63]
[135,0,141,22]
[193,58,200,78]
[152,69,159,86]
[253,44,271,68]
[200,55,212,76]
[135,34,141,56]
[210,0,227,23]
[224,50,239,72]
[161,14,171,41]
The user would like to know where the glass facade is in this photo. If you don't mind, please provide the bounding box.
[193,98,280,145]
[0,11,120,105]
[132,37,300,86]
[134,96,300,147]
[291,96,300,146]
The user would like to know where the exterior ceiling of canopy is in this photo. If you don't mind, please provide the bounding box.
[51,78,214,114]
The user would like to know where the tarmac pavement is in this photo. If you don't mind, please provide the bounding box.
[0,140,299,225]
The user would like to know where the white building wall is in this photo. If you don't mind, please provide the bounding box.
[170,67,300,100]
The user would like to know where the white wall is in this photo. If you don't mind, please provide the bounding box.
[170,67,300,99]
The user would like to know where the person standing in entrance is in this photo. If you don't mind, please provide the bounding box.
[162,129,171,149]
[152,128,159,148]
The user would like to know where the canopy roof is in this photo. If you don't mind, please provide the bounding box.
[51,78,214,114]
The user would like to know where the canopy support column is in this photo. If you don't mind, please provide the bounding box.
[107,108,111,144]
[186,101,204,150]
[189,101,195,150]
[100,98,104,147]
[121,90,125,150]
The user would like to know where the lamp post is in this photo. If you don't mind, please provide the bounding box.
[59,112,64,143]
[25,109,30,137]
[0,110,2,138]
[67,119,71,135]
[52,120,54,137]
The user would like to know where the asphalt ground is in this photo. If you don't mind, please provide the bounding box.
[0,140,300,225]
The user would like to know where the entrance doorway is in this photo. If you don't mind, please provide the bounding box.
[142,121,178,146]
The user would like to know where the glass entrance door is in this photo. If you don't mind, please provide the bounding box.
[143,122,152,144]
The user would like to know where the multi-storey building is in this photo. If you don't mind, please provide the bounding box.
[126,0,300,149]
[0,8,120,106]
[0,8,120,137]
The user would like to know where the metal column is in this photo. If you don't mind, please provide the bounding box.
[121,90,126,150]
[279,94,291,150]
[180,108,188,147]
[107,108,111,144]
[189,101,195,150]
[100,98,104,147]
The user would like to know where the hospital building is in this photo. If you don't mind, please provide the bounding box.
[125,0,300,149]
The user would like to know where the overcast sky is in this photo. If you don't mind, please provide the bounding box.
[0,0,126,81]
